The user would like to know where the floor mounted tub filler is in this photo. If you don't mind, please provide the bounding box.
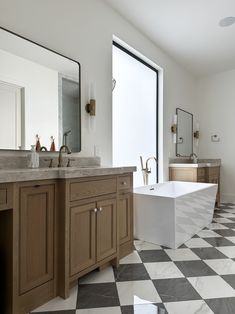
[134,181,217,249]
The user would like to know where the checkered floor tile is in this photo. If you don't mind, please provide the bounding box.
[32,203,235,314]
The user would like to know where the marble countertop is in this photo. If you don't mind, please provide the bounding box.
[169,159,221,168]
[0,166,136,183]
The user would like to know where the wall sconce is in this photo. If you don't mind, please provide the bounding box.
[171,114,177,143]
[86,83,96,116]
[86,99,96,116]
[194,131,199,139]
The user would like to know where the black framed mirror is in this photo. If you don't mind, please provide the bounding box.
[0,26,81,152]
[176,108,193,157]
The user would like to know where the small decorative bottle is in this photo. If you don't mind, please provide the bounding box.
[35,134,41,152]
[28,145,39,168]
[50,136,56,151]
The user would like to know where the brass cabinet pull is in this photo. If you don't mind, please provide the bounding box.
[34,184,41,188]
[122,181,127,185]
[93,208,98,213]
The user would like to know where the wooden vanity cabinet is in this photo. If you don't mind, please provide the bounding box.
[69,197,117,277]
[13,180,57,314]
[118,175,133,258]
[58,173,133,299]
[169,166,220,206]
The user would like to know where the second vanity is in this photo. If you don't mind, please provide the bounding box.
[0,165,135,314]
[169,159,221,206]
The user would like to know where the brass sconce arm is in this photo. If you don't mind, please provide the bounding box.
[86,99,96,116]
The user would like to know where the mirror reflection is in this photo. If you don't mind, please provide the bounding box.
[176,108,193,157]
[0,27,81,152]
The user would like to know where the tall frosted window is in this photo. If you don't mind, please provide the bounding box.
[112,43,158,187]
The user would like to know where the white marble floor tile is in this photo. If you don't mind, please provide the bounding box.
[164,248,200,261]
[164,300,214,314]
[217,213,235,218]
[224,209,235,213]
[213,218,234,223]
[188,275,235,299]
[120,251,142,264]
[216,246,235,258]
[204,258,235,275]
[225,236,235,244]
[185,238,212,248]
[116,280,161,305]
[76,307,121,314]
[134,240,162,251]
[207,223,228,230]
[32,286,77,312]
[144,262,184,280]
[197,230,221,238]
[79,266,115,284]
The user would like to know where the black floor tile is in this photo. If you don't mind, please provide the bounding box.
[192,247,228,259]
[121,303,167,314]
[76,283,120,309]
[153,278,201,302]
[214,229,235,237]
[204,237,235,247]
[33,312,76,314]
[206,297,235,314]
[220,223,235,229]
[138,250,171,263]
[222,274,235,289]
[114,263,150,281]
[174,260,216,277]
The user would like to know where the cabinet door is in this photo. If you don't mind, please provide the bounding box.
[96,198,117,262]
[19,184,55,294]
[70,202,96,276]
[119,193,132,245]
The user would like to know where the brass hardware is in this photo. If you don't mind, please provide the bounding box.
[140,156,158,186]
[58,145,71,167]
[171,124,177,134]
[194,130,199,139]
[99,207,103,212]
[86,99,96,116]
[93,208,98,213]
[122,181,127,185]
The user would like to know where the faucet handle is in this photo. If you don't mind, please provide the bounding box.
[44,158,53,168]
[67,158,75,167]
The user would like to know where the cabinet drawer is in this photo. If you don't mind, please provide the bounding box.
[70,178,117,201]
[0,184,13,210]
[197,167,206,178]
[118,175,131,190]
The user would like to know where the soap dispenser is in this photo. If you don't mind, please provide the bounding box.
[28,145,39,168]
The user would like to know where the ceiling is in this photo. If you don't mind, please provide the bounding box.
[104,0,235,77]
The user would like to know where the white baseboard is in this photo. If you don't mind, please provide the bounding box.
[221,193,235,203]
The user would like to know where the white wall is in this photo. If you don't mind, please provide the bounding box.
[0,0,197,180]
[197,69,235,202]
[0,49,58,149]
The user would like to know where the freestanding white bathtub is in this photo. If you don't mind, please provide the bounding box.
[134,181,217,249]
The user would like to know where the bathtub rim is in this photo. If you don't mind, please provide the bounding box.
[134,181,218,199]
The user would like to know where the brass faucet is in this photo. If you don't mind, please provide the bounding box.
[58,145,71,167]
[140,156,158,185]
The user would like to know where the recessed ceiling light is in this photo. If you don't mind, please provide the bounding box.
[219,16,235,27]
